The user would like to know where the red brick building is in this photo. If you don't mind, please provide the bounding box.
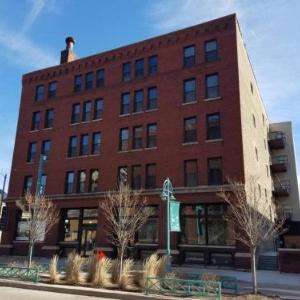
[1,14,298,269]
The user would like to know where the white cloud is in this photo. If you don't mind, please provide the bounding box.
[0,27,57,69]
[22,0,48,33]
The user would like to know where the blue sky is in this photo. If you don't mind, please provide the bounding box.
[0,0,300,191]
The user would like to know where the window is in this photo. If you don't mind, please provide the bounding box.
[68,136,78,157]
[184,160,198,186]
[206,74,219,98]
[74,75,82,92]
[65,172,75,194]
[180,204,234,246]
[133,126,143,149]
[48,81,57,98]
[266,165,269,177]
[94,98,103,119]
[146,164,156,189]
[206,113,221,140]
[184,117,197,143]
[118,166,128,186]
[35,85,44,101]
[119,128,129,151]
[85,72,93,90]
[132,165,142,189]
[135,59,144,79]
[41,140,51,160]
[71,103,80,124]
[31,111,41,130]
[137,207,159,243]
[80,134,89,156]
[252,114,256,128]
[89,169,99,192]
[147,123,157,148]
[205,40,217,62]
[82,101,92,121]
[147,87,157,109]
[16,210,29,241]
[250,82,254,94]
[92,132,101,154]
[183,79,196,103]
[63,208,98,242]
[23,176,33,195]
[122,62,131,82]
[27,142,37,162]
[184,45,195,67]
[121,93,130,115]
[134,90,143,112]
[148,55,158,75]
[208,157,222,185]
[45,109,54,128]
[40,174,47,194]
[255,147,258,161]
[77,170,86,193]
[96,69,105,87]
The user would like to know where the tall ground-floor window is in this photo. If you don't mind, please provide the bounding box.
[16,210,29,241]
[137,206,159,243]
[63,208,98,242]
[180,203,235,246]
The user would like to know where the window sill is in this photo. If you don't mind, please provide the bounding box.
[42,127,53,131]
[92,118,103,122]
[117,150,130,153]
[145,147,157,151]
[132,111,144,115]
[182,101,197,106]
[90,153,101,157]
[204,96,222,102]
[29,129,40,133]
[205,138,223,143]
[145,108,158,113]
[131,148,143,152]
[119,113,130,118]
[182,142,198,146]
[70,122,81,126]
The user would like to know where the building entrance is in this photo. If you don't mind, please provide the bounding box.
[80,227,96,256]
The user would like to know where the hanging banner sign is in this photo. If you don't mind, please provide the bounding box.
[170,200,181,232]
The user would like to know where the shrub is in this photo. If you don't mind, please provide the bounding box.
[119,259,134,290]
[93,258,112,288]
[49,255,59,284]
[65,252,83,284]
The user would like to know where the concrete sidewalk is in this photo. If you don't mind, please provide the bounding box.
[175,266,300,287]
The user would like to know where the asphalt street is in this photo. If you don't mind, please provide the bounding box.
[0,287,118,300]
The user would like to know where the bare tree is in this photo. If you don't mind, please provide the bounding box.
[100,184,151,275]
[218,176,285,294]
[17,193,59,268]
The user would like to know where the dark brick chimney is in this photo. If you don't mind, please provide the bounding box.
[60,36,77,64]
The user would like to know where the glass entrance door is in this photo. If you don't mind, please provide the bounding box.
[80,228,96,256]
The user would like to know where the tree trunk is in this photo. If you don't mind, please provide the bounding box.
[28,241,34,268]
[251,247,258,294]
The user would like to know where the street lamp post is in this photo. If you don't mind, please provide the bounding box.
[161,178,177,272]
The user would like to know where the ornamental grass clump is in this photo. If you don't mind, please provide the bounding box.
[49,255,60,284]
[66,252,83,284]
[93,257,112,288]
[86,255,97,283]
[139,253,166,289]
[111,259,120,284]
[119,259,135,290]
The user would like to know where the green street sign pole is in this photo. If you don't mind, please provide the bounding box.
[161,178,176,272]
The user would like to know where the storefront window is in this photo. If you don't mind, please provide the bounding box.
[16,211,29,241]
[63,208,98,242]
[137,206,159,243]
[180,204,235,246]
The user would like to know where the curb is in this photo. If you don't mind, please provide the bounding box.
[0,279,178,300]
